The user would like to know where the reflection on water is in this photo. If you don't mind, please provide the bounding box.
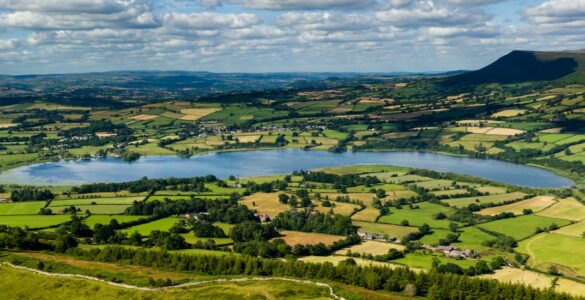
[0,149,573,188]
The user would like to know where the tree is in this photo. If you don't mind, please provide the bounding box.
[449,223,458,232]
[278,193,289,204]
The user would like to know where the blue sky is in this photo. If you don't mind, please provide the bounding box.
[0,0,583,74]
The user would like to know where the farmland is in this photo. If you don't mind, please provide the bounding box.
[3,54,585,298]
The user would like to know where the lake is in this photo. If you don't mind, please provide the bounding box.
[0,149,573,188]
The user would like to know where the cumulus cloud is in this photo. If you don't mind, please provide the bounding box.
[375,1,487,28]
[0,0,160,30]
[202,0,376,10]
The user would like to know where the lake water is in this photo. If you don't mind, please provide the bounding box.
[0,149,573,188]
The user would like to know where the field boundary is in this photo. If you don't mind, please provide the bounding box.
[0,262,345,299]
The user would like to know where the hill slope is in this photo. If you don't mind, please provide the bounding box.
[443,50,585,86]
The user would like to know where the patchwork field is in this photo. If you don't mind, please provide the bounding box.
[378,202,456,229]
[83,215,147,228]
[179,108,221,121]
[0,201,46,215]
[0,215,72,228]
[444,192,527,208]
[240,192,290,217]
[352,221,418,239]
[477,196,557,216]
[478,215,571,241]
[334,240,404,256]
[518,233,585,277]
[536,198,585,221]
[554,220,585,238]
[121,217,180,235]
[275,230,345,246]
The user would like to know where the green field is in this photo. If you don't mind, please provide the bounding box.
[518,233,585,277]
[0,265,333,299]
[378,202,457,229]
[0,201,46,215]
[68,205,129,215]
[352,221,418,239]
[0,215,72,228]
[83,215,147,228]
[121,217,180,235]
[50,197,143,206]
[444,192,527,208]
[478,215,572,241]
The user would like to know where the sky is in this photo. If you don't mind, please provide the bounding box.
[0,0,584,74]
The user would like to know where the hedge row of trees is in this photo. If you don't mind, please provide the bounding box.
[61,245,577,300]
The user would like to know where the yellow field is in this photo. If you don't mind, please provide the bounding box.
[485,127,526,136]
[491,109,528,118]
[275,230,345,246]
[351,207,380,222]
[465,127,525,136]
[313,201,360,216]
[0,123,18,128]
[334,240,404,256]
[130,114,159,121]
[536,198,585,221]
[179,108,221,121]
[477,196,556,216]
[482,267,585,297]
[323,193,375,203]
[234,135,261,143]
[240,192,290,217]
[475,186,507,194]
[554,220,585,237]
[299,255,400,268]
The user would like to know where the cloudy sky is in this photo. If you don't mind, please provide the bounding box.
[0,0,583,74]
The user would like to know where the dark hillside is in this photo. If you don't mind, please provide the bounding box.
[443,50,585,86]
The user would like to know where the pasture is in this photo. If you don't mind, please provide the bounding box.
[121,217,180,235]
[444,192,527,208]
[350,207,381,222]
[536,198,585,221]
[554,220,585,237]
[0,215,72,228]
[240,192,290,217]
[274,230,345,246]
[518,233,585,277]
[352,221,418,239]
[0,201,46,215]
[378,202,456,229]
[335,240,405,256]
[477,196,557,216]
[478,215,571,241]
[83,215,147,228]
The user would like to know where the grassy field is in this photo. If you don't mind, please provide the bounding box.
[483,268,585,297]
[350,206,381,222]
[121,217,180,235]
[536,198,585,221]
[452,226,497,250]
[0,215,72,228]
[313,200,360,216]
[554,220,585,237]
[444,192,527,208]
[0,265,335,300]
[477,196,557,216]
[65,205,129,215]
[334,240,404,256]
[50,197,143,206]
[274,230,345,246]
[352,221,418,239]
[240,192,290,217]
[0,201,46,215]
[478,215,572,241]
[83,215,147,228]
[378,202,456,229]
[518,233,585,277]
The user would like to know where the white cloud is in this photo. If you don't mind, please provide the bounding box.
[205,0,376,10]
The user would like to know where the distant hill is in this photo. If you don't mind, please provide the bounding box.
[443,50,585,86]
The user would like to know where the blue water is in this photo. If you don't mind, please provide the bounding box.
[0,149,573,188]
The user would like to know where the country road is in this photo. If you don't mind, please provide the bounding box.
[1,262,345,299]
